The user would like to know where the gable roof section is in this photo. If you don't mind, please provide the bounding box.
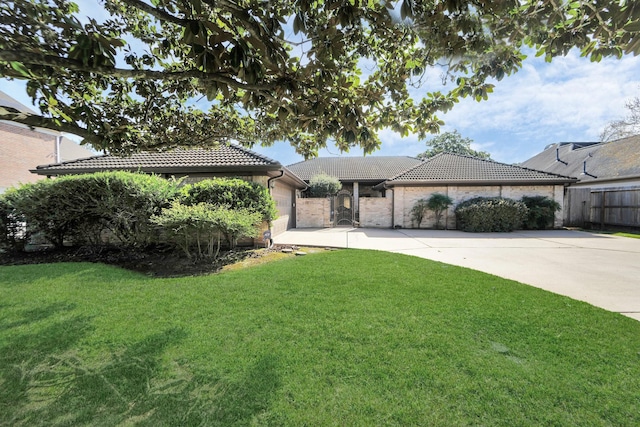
[520,135,640,182]
[287,156,422,182]
[382,153,576,186]
[32,144,283,175]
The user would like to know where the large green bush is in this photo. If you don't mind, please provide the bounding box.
[182,178,277,223]
[455,197,528,232]
[3,179,82,247]
[308,174,342,197]
[521,196,561,230]
[2,172,181,248]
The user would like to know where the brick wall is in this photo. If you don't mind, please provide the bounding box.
[0,123,56,192]
[359,197,392,227]
[394,184,566,229]
[0,123,94,193]
[296,198,330,228]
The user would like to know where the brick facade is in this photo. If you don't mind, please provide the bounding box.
[359,197,393,228]
[0,122,93,193]
[0,123,57,192]
[389,184,565,229]
[296,198,331,228]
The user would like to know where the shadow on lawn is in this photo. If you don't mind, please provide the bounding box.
[0,303,281,426]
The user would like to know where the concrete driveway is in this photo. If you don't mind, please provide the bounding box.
[275,228,640,321]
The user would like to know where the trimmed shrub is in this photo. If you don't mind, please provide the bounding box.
[308,174,341,197]
[3,179,79,247]
[182,178,277,223]
[455,197,528,232]
[152,202,261,257]
[521,196,561,230]
[3,172,181,248]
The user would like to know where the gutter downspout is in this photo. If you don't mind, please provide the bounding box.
[581,154,597,179]
[265,170,285,248]
[55,135,63,163]
[556,147,567,165]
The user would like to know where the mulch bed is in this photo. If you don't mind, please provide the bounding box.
[0,245,279,278]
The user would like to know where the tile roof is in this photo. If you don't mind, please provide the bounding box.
[32,144,282,175]
[519,135,640,182]
[385,153,576,184]
[287,156,422,181]
[0,90,38,115]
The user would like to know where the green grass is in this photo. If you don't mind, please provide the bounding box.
[582,228,640,239]
[613,231,640,239]
[1,250,639,426]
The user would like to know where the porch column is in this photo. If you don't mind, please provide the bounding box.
[353,181,359,220]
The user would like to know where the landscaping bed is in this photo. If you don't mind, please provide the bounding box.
[0,244,329,277]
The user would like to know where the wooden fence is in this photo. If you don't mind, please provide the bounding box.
[564,187,640,229]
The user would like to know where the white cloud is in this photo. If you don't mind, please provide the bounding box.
[430,50,640,162]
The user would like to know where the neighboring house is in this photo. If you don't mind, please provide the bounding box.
[0,90,94,193]
[521,135,640,228]
[32,145,307,236]
[288,153,575,229]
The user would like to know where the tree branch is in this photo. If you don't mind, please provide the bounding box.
[118,0,190,26]
[0,51,276,92]
[0,107,97,141]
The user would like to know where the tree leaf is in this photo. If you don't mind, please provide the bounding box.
[9,61,31,78]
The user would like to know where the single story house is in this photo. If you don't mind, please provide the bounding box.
[288,153,576,229]
[32,146,577,232]
[520,135,640,228]
[31,144,307,236]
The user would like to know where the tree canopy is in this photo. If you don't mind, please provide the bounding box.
[417,130,491,160]
[1,0,640,157]
[600,94,640,141]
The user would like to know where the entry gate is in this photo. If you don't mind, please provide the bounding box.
[334,190,353,226]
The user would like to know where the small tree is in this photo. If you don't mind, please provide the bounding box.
[308,174,341,198]
[410,199,430,228]
[426,193,454,229]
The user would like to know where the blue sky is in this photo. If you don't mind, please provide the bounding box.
[255,50,640,166]
[2,1,640,166]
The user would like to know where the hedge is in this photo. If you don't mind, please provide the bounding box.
[181,178,278,223]
[521,196,561,230]
[455,197,528,232]
[0,174,277,254]
[1,172,181,248]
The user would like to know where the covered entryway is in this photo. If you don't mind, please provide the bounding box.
[334,189,354,226]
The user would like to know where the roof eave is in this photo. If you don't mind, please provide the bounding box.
[381,178,577,187]
[31,164,282,176]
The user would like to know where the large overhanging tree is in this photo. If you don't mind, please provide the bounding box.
[1,0,640,157]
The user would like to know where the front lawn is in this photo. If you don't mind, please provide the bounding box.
[1,250,639,426]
